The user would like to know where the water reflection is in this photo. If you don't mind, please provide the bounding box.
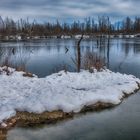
[0,38,140,78]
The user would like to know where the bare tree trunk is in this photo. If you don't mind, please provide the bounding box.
[107,36,110,69]
[77,34,83,72]
[107,20,110,69]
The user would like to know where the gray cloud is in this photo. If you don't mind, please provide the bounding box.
[0,0,139,22]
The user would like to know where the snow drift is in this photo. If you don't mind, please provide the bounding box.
[0,66,140,125]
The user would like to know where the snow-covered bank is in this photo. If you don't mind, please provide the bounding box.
[0,67,140,128]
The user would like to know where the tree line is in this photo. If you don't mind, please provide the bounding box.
[0,16,140,38]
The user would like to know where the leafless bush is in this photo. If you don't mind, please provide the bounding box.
[82,52,105,72]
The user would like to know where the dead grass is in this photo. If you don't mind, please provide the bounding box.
[82,52,105,72]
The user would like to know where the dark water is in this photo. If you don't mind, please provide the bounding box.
[0,38,140,140]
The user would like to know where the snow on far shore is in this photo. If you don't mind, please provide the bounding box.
[0,66,140,125]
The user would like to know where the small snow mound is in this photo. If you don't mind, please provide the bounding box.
[1,123,7,128]
[0,67,140,125]
[0,66,15,75]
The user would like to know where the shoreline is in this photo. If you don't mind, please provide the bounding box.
[0,34,140,42]
[1,84,139,131]
[0,67,140,131]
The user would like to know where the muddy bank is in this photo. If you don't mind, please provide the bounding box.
[0,111,73,130]
[0,129,7,140]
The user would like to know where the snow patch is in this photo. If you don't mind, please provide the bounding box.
[0,67,140,125]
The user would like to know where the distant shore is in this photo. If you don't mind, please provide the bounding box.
[0,34,140,42]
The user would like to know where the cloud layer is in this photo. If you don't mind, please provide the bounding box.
[0,0,139,22]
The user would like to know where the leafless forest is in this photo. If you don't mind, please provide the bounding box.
[0,16,140,39]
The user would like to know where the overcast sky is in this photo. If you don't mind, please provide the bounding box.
[0,0,139,22]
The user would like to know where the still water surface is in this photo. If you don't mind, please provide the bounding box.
[0,38,140,140]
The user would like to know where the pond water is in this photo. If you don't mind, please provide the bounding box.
[0,38,140,140]
[0,38,140,77]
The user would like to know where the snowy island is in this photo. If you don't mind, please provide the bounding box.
[0,66,140,129]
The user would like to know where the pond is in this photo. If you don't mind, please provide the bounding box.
[0,38,140,140]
